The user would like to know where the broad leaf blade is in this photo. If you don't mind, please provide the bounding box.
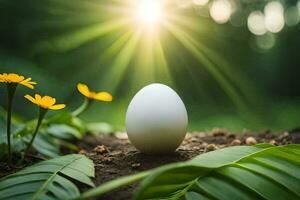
[0,154,95,200]
[134,145,300,200]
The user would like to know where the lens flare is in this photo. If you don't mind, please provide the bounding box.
[247,11,267,36]
[135,0,163,25]
[264,1,284,33]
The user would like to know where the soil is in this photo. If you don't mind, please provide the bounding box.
[77,129,300,200]
[1,129,299,199]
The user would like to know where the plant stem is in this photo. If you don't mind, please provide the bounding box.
[24,108,47,157]
[6,83,17,164]
[72,98,92,117]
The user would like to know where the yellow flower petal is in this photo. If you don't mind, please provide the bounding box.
[94,92,113,102]
[19,81,35,89]
[7,73,24,82]
[0,73,36,89]
[28,81,37,85]
[77,82,113,102]
[41,96,56,107]
[24,77,32,82]
[25,94,65,110]
[35,94,42,102]
[49,104,66,110]
[24,94,37,104]
[77,83,91,98]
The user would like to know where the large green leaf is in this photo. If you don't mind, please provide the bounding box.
[80,144,300,200]
[134,144,300,200]
[0,154,95,200]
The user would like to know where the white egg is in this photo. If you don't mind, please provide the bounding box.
[126,83,188,154]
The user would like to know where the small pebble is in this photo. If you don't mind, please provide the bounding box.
[200,142,208,148]
[227,134,236,139]
[230,139,241,146]
[269,140,277,145]
[246,137,257,145]
[279,132,290,140]
[282,132,289,137]
[102,157,112,163]
[190,137,199,142]
[211,128,228,137]
[195,132,206,138]
[131,163,141,169]
[207,144,218,151]
[115,132,128,140]
[93,145,109,154]
[192,146,200,150]
[78,149,87,155]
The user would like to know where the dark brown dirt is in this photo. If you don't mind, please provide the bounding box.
[0,153,46,177]
[77,129,300,200]
[1,129,299,199]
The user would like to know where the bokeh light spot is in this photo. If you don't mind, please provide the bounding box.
[264,1,284,33]
[247,11,267,36]
[256,33,276,50]
[193,0,209,6]
[285,6,300,26]
[210,0,232,24]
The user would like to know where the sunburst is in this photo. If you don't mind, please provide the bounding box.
[35,0,259,118]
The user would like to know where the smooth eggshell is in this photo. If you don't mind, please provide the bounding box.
[126,83,188,154]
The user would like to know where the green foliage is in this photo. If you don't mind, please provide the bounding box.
[20,113,85,158]
[46,112,86,135]
[81,144,300,200]
[0,154,94,200]
[86,122,114,135]
[0,112,25,158]
[47,124,82,140]
[0,111,86,158]
[31,113,85,157]
[135,144,300,200]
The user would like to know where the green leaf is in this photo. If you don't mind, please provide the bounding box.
[134,145,300,200]
[0,111,23,144]
[32,134,61,158]
[46,124,82,140]
[14,119,83,158]
[80,145,300,200]
[46,112,86,134]
[86,122,114,135]
[0,154,95,200]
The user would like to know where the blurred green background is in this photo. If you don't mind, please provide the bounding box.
[0,0,300,132]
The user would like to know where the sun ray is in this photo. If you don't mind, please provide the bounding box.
[98,30,142,92]
[129,31,156,92]
[195,42,263,106]
[73,31,134,83]
[26,0,265,127]
[153,37,174,86]
[163,21,248,112]
[173,23,263,110]
[34,18,131,53]
[100,31,134,61]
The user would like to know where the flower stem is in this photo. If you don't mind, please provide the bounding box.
[72,98,92,117]
[6,83,17,164]
[24,108,47,157]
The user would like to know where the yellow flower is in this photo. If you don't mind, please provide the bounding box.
[77,83,112,102]
[24,94,66,110]
[0,73,36,89]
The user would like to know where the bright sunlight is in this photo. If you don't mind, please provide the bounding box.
[135,0,163,25]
